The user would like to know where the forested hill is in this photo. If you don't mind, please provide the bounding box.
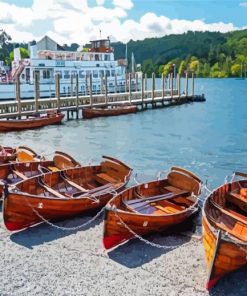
[113,29,247,77]
[1,29,247,77]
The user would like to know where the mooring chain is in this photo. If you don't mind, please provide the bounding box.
[23,194,106,231]
[113,210,191,250]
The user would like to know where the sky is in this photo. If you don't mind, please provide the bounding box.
[0,0,247,45]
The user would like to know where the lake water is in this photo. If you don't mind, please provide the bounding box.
[1,78,246,190]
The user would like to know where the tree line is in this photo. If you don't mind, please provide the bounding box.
[1,29,247,77]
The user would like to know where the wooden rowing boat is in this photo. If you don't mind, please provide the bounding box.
[3,156,132,232]
[82,105,137,119]
[202,172,247,289]
[0,145,40,163]
[103,167,202,250]
[0,150,80,200]
[0,112,64,132]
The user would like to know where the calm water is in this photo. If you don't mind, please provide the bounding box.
[1,78,246,189]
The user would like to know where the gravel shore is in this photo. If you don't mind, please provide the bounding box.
[0,206,246,296]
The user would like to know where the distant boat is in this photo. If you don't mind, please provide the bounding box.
[202,172,247,289]
[82,105,137,119]
[103,166,202,250]
[0,112,64,132]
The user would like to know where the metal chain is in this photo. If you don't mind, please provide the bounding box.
[113,210,192,250]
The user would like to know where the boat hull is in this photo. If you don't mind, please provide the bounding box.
[82,105,137,119]
[3,190,113,231]
[202,214,247,289]
[0,113,64,132]
[103,204,197,250]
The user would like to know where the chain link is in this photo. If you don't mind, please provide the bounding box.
[23,193,106,231]
[113,210,193,250]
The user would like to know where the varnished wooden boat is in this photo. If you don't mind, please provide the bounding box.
[103,167,201,250]
[0,145,39,163]
[202,172,247,289]
[0,112,64,132]
[82,105,137,119]
[3,156,132,231]
[0,150,80,200]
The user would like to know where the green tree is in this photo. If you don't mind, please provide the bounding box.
[231,63,241,76]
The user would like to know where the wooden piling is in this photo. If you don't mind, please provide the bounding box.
[192,72,195,96]
[185,72,188,97]
[141,73,144,107]
[55,73,60,112]
[71,75,73,97]
[152,72,155,103]
[170,73,173,98]
[115,73,117,93]
[89,74,93,106]
[75,74,79,118]
[162,73,165,99]
[135,73,138,92]
[101,74,104,94]
[34,72,40,113]
[125,73,128,93]
[105,75,108,104]
[16,76,21,116]
[129,73,132,103]
[144,74,147,91]
[177,74,181,98]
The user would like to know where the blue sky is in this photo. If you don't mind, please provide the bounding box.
[0,0,247,44]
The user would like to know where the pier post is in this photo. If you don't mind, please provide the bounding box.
[100,73,104,94]
[34,72,40,113]
[105,75,108,105]
[85,76,88,95]
[16,76,21,116]
[70,75,73,97]
[152,72,155,103]
[168,74,171,90]
[177,74,181,98]
[115,73,117,93]
[185,72,188,97]
[89,73,93,106]
[162,73,165,99]
[144,73,147,91]
[135,73,138,92]
[192,72,195,96]
[128,73,132,103]
[141,73,144,107]
[170,73,173,98]
[55,73,60,112]
[75,74,79,118]
[125,73,128,93]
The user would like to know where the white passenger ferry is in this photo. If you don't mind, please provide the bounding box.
[0,35,139,100]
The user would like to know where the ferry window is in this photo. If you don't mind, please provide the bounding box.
[79,71,85,78]
[104,55,108,61]
[109,83,113,86]
[21,74,25,79]
[86,70,91,77]
[72,71,77,77]
[43,70,47,79]
[95,54,99,61]
[93,70,98,78]
[47,71,50,79]
[106,70,110,77]
[111,70,115,77]
[93,85,96,90]
[100,70,104,77]
[64,70,70,79]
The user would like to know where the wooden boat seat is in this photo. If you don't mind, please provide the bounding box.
[12,170,28,180]
[48,166,60,172]
[227,209,247,223]
[95,173,118,185]
[154,204,181,214]
[163,185,188,195]
[228,191,247,204]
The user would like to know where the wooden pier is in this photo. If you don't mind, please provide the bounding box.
[0,72,204,120]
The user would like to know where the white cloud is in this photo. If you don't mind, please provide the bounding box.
[0,0,239,46]
[112,0,133,10]
[239,2,247,8]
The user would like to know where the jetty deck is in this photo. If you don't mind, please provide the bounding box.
[0,72,203,119]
